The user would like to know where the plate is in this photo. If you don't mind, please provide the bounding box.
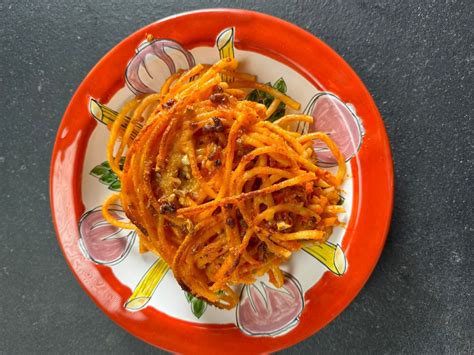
[50,9,393,353]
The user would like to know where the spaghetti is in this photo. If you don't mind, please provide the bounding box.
[104,58,346,309]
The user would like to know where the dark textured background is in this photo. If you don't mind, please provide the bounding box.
[0,0,472,353]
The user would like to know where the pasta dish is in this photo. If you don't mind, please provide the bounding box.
[102,58,346,309]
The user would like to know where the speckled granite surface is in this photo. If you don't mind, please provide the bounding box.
[0,1,472,353]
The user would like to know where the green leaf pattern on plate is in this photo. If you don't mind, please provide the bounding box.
[185,292,207,319]
[246,77,287,122]
[337,195,345,205]
[90,157,125,191]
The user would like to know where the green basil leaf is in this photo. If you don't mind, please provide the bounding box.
[191,298,207,319]
[90,165,108,177]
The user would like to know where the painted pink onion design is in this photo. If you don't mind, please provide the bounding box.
[125,38,195,94]
[303,93,365,167]
[236,272,304,336]
[78,205,135,265]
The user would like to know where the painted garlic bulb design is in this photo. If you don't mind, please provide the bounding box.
[236,272,304,336]
[303,93,365,167]
[79,205,135,265]
[125,38,195,94]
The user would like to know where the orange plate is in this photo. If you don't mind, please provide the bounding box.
[50,9,393,353]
